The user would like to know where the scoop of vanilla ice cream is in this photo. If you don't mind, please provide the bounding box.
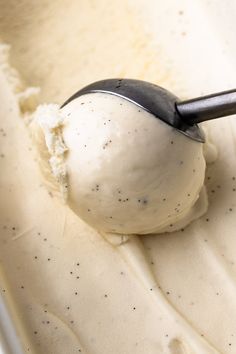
[33,92,207,235]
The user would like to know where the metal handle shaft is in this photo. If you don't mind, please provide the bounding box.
[0,264,35,354]
[176,89,236,125]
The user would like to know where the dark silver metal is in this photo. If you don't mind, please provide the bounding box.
[61,79,205,143]
[176,89,236,125]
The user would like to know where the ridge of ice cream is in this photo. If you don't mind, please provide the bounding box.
[33,91,207,235]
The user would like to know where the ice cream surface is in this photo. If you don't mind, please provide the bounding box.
[1,1,236,354]
[34,92,207,236]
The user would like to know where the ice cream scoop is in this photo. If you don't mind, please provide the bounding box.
[62,79,236,143]
[33,85,209,236]
[35,78,234,236]
[60,91,207,235]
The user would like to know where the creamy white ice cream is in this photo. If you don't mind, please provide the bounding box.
[1,1,236,354]
[34,92,207,235]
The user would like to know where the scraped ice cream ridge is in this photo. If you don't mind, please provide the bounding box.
[1,1,236,353]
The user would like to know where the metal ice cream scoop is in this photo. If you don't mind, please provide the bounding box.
[61,78,236,143]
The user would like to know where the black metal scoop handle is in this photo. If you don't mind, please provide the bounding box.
[176,89,236,125]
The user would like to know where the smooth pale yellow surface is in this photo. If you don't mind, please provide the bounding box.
[1,1,236,354]
[0,0,174,103]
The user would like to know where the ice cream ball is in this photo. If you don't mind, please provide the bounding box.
[47,91,206,235]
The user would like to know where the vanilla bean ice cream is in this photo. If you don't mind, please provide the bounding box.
[33,92,207,235]
[1,1,236,354]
